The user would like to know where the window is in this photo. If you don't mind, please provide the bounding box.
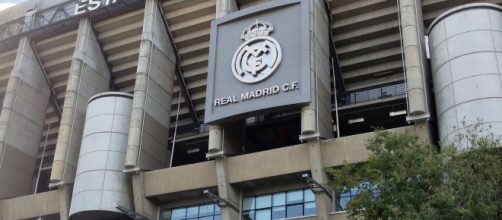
[160,203,221,220]
[242,188,316,220]
[334,182,380,212]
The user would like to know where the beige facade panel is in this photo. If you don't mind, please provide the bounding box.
[144,160,217,197]
[227,143,311,184]
[0,189,61,220]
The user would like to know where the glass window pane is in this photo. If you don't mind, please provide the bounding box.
[271,206,285,219]
[337,196,350,211]
[243,197,255,211]
[286,204,303,218]
[272,193,285,206]
[256,195,272,209]
[242,211,255,220]
[255,209,271,220]
[198,217,212,220]
[304,189,315,202]
[214,214,221,220]
[198,204,214,217]
[171,208,186,220]
[286,190,303,204]
[186,206,198,218]
[159,209,172,220]
[304,202,316,216]
[215,205,221,214]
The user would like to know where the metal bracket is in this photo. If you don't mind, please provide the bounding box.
[203,190,240,213]
[122,166,141,174]
[302,173,333,200]
[116,205,149,220]
[406,113,431,123]
[30,40,62,121]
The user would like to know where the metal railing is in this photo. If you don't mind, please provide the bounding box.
[344,83,406,106]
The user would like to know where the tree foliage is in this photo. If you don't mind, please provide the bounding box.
[327,124,502,220]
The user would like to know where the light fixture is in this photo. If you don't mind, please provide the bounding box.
[302,173,332,200]
[389,110,407,117]
[203,190,239,212]
[187,148,200,154]
[348,117,364,124]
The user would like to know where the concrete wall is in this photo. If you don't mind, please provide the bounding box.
[125,0,176,171]
[0,189,61,220]
[50,17,111,185]
[144,161,217,197]
[0,37,50,198]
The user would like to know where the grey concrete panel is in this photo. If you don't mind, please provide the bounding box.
[205,0,311,123]
[125,0,175,170]
[50,18,111,185]
[69,92,133,219]
[429,3,502,147]
[0,37,50,198]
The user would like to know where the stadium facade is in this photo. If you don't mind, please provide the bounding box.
[0,0,501,219]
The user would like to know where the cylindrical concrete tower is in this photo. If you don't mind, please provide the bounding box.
[69,92,133,220]
[429,3,502,146]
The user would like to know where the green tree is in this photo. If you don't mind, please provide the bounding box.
[327,124,502,220]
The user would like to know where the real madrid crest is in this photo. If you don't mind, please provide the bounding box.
[231,20,282,84]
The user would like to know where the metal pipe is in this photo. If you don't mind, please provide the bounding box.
[34,122,51,193]
[169,92,182,168]
[331,58,340,138]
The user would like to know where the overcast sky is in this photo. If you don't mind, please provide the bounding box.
[0,0,24,11]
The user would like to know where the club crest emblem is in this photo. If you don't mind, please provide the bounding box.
[231,20,282,84]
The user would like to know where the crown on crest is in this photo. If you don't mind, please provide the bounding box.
[241,20,274,41]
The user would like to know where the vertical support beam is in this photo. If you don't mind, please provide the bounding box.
[50,17,111,187]
[215,158,240,220]
[124,0,176,171]
[126,0,176,218]
[308,140,331,220]
[0,36,51,198]
[58,187,71,220]
[216,0,238,18]
[300,0,333,141]
[399,0,429,118]
[305,1,334,218]
[131,173,157,220]
[209,1,240,219]
[398,0,432,142]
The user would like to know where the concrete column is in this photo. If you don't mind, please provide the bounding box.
[124,0,176,171]
[300,0,333,141]
[305,1,334,219]
[58,187,71,220]
[216,159,240,220]
[399,0,428,117]
[0,37,50,198]
[308,141,331,220]
[50,17,111,186]
[132,173,158,219]
[209,1,241,219]
[216,0,238,18]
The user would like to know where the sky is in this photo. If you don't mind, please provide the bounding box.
[0,0,25,11]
